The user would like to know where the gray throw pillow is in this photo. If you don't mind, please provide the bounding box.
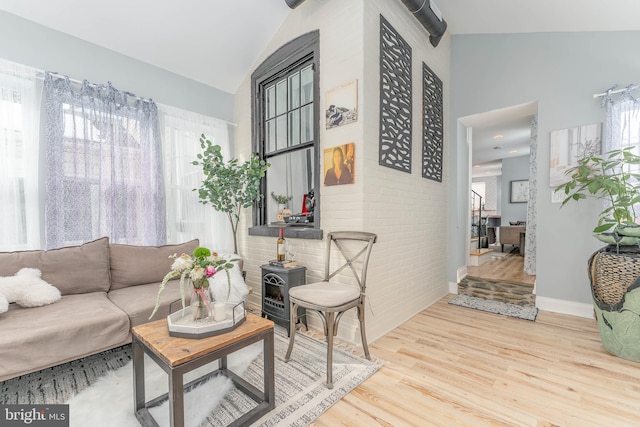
[109,239,199,290]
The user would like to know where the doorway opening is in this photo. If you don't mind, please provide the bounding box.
[459,102,537,305]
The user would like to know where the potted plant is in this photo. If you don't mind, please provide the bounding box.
[271,192,293,207]
[556,146,640,361]
[193,134,270,255]
[556,146,640,244]
[271,192,293,221]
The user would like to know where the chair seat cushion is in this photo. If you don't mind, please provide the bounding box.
[289,282,360,307]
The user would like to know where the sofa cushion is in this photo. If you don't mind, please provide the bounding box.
[208,254,248,303]
[0,292,130,381]
[109,239,199,290]
[0,237,111,295]
[108,280,187,327]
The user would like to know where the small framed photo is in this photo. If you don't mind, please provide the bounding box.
[323,143,354,186]
[510,180,529,203]
[325,80,358,129]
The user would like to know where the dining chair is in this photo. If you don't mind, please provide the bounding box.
[284,231,377,388]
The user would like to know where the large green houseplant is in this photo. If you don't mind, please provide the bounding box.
[556,146,640,362]
[556,146,640,244]
[193,134,270,255]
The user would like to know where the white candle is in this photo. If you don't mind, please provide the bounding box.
[213,302,226,321]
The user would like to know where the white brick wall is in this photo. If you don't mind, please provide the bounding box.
[233,0,451,345]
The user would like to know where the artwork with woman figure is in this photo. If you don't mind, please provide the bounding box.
[324,143,354,186]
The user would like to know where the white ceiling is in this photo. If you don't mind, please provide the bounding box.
[0,0,292,94]
[3,0,640,94]
[461,103,538,177]
[2,0,639,176]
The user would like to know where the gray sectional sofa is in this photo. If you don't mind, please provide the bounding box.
[0,237,199,381]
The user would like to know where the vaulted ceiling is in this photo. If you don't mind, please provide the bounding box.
[2,0,639,93]
[2,0,639,175]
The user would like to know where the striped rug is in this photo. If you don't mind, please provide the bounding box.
[1,325,380,426]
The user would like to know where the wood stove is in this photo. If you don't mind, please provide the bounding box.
[260,264,307,335]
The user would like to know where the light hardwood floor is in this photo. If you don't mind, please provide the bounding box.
[312,296,640,426]
[468,249,536,286]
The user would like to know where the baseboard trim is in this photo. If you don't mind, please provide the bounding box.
[449,281,458,294]
[456,266,467,283]
[536,296,594,319]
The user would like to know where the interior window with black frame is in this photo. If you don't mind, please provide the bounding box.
[249,31,322,239]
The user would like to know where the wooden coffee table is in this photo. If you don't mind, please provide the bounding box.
[132,313,275,427]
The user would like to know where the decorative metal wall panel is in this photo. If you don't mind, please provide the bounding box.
[422,62,443,182]
[379,15,412,173]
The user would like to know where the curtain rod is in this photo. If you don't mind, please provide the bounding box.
[35,69,238,127]
[40,71,155,104]
[593,85,639,99]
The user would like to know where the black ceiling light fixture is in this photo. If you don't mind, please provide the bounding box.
[284,0,447,47]
[400,0,448,47]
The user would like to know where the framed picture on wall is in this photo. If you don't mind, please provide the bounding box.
[549,122,602,187]
[325,80,358,129]
[510,180,529,203]
[323,143,355,186]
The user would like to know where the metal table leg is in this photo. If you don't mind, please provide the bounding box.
[133,337,145,414]
[169,369,184,427]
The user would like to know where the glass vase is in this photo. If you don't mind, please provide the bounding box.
[189,279,211,321]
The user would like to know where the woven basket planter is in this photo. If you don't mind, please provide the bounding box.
[588,245,640,362]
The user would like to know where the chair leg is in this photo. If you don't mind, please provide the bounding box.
[358,303,371,360]
[284,302,297,362]
[325,311,335,389]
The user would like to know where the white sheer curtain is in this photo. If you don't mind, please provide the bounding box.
[603,92,640,153]
[159,105,234,253]
[44,73,165,249]
[601,87,640,219]
[0,60,41,251]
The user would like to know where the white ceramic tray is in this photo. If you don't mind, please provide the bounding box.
[167,301,246,338]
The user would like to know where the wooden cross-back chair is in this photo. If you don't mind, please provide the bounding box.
[284,230,377,388]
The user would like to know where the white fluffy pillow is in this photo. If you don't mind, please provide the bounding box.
[0,268,62,313]
[208,255,248,303]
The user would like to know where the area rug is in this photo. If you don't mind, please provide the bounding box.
[448,294,538,321]
[1,326,380,426]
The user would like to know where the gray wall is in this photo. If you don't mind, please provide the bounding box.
[449,31,640,305]
[472,175,498,212]
[0,11,233,120]
[501,155,529,224]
